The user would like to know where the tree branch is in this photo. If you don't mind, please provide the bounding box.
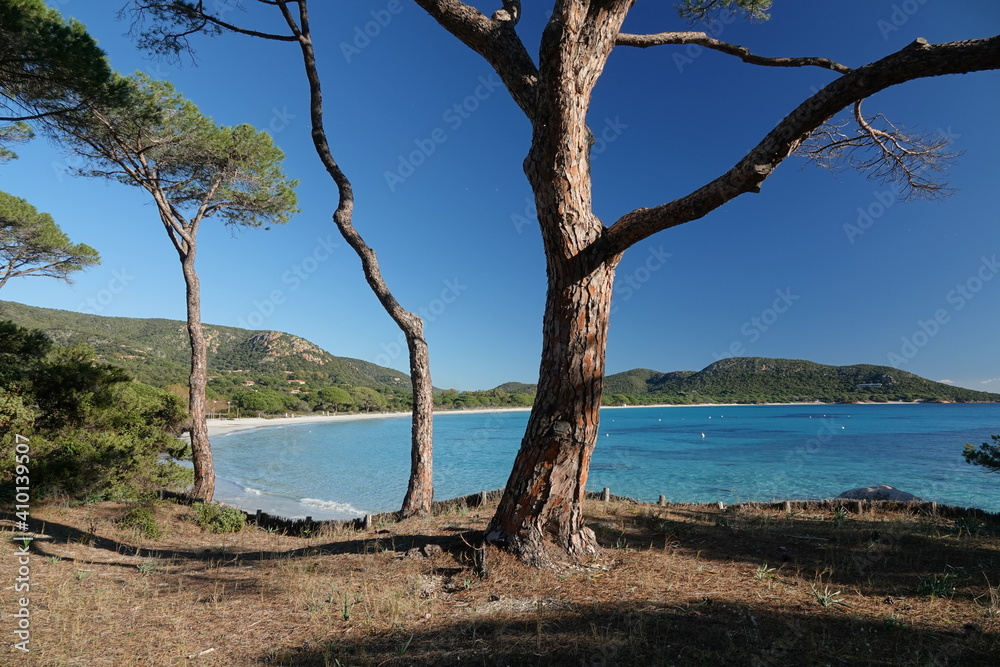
[601,36,1000,257]
[798,99,961,199]
[0,104,89,123]
[412,0,539,121]
[125,1,296,59]
[616,31,851,73]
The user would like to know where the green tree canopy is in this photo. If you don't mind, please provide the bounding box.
[232,388,285,414]
[963,435,1000,474]
[0,321,189,500]
[317,386,353,412]
[55,72,298,231]
[0,0,124,155]
[676,0,772,21]
[0,190,100,289]
[350,386,388,413]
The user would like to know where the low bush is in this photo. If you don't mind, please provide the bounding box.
[119,503,164,540]
[193,502,246,533]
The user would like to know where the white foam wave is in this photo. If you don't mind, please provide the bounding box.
[299,497,366,516]
[242,486,264,496]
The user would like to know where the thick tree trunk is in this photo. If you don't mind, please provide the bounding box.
[181,253,214,502]
[483,1,631,565]
[486,257,618,566]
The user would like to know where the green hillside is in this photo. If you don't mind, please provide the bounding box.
[5,300,996,407]
[0,300,410,392]
[493,381,537,395]
[497,358,1000,405]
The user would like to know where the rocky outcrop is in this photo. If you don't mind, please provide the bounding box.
[836,485,921,502]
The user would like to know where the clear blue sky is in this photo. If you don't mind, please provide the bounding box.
[3,1,999,391]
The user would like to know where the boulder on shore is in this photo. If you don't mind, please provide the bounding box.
[836,485,922,502]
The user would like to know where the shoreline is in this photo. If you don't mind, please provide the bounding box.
[206,407,534,437]
[205,400,951,438]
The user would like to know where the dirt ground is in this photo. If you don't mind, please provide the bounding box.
[3,497,999,665]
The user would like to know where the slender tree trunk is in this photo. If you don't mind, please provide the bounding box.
[401,333,434,515]
[181,251,214,502]
[287,2,434,516]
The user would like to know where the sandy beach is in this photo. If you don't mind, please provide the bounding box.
[205,400,906,438]
[205,407,533,438]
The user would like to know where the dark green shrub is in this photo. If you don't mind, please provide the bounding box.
[193,502,245,533]
[119,503,164,540]
[0,323,192,502]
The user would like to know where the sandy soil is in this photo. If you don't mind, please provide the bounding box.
[206,400,899,437]
[205,407,533,437]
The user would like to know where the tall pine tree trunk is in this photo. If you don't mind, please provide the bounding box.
[486,254,618,566]
[484,1,631,565]
[181,252,214,502]
[288,4,434,515]
[401,332,434,514]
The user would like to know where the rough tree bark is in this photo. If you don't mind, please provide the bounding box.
[180,250,215,501]
[414,1,1000,566]
[276,1,435,517]
[483,0,630,566]
[132,0,437,516]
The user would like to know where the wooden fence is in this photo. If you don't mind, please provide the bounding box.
[164,487,998,537]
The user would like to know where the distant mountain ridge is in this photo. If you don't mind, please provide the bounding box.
[5,301,997,405]
[499,357,1000,404]
[0,300,409,391]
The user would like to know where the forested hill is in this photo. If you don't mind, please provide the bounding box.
[0,300,409,391]
[505,357,1000,405]
[5,300,997,406]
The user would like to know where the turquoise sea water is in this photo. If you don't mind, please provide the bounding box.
[211,404,1000,520]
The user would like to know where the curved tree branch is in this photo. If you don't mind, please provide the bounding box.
[269,1,436,516]
[616,31,851,73]
[601,36,1000,258]
[126,1,296,52]
[412,0,539,121]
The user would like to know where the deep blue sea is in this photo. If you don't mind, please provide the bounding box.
[211,404,1000,520]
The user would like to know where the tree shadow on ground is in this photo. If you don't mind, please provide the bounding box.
[262,597,999,666]
[29,518,482,569]
[589,505,1000,599]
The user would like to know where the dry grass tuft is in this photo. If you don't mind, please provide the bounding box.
[2,498,998,665]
